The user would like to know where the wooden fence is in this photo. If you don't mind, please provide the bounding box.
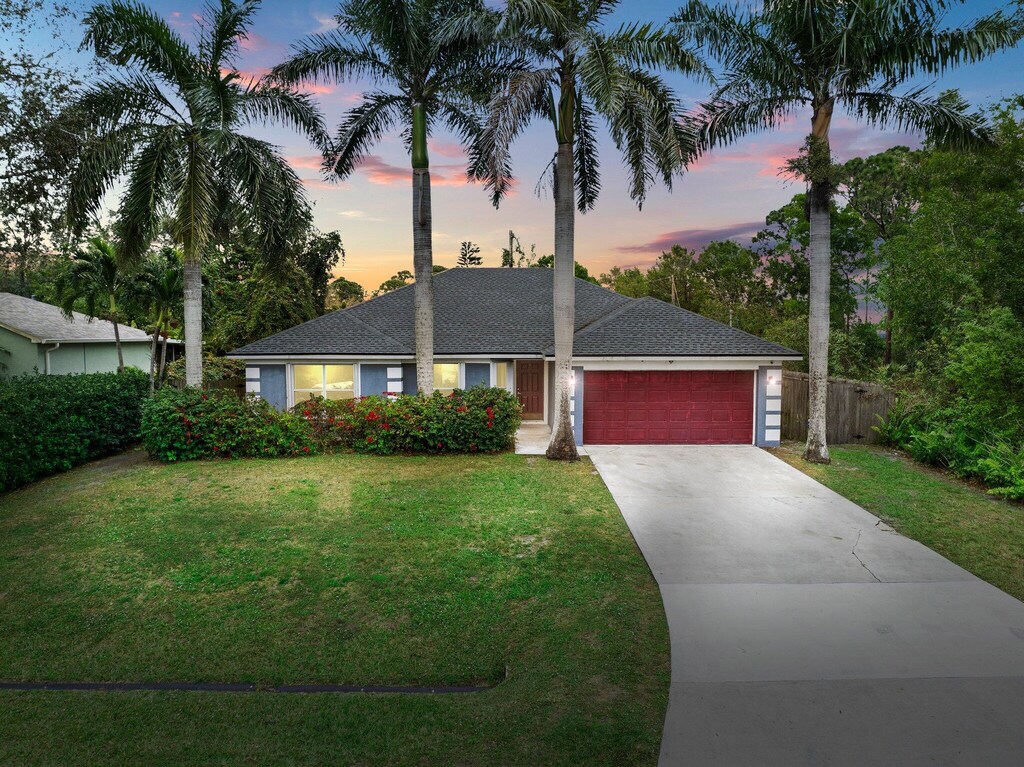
[781,371,895,445]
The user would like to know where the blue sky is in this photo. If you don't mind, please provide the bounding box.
[40,0,1024,289]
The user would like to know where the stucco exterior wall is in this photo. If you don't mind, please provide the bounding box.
[46,342,152,375]
[0,327,43,376]
[0,331,152,377]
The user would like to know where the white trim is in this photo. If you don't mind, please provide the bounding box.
[580,359,778,372]
[287,362,359,409]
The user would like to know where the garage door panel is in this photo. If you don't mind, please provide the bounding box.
[584,370,753,445]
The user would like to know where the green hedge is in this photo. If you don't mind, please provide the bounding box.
[141,387,316,461]
[294,388,522,455]
[0,369,149,492]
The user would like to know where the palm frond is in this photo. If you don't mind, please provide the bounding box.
[116,125,183,265]
[844,87,993,149]
[326,91,405,178]
[83,0,198,86]
[202,0,261,71]
[573,93,600,212]
[237,83,329,151]
[470,68,555,207]
[271,31,392,86]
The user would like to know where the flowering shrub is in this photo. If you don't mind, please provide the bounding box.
[296,387,522,455]
[0,369,149,492]
[142,387,316,461]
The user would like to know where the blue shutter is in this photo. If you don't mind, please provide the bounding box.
[259,365,287,411]
[464,363,490,389]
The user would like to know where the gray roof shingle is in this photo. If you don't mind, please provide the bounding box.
[0,292,153,343]
[230,268,799,359]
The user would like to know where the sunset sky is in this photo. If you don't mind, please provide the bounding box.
[51,1,1024,290]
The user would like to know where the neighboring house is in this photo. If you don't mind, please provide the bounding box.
[0,292,170,376]
[229,269,800,446]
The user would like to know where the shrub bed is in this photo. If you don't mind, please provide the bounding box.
[0,369,149,492]
[141,387,316,461]
[295,387,522,455]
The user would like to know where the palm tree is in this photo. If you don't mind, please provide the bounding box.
[54,236,131,372]
[465,0,702,460]
[674,0,1022,463]
[272,0,519,396]
[137,247,183,392]
[65,0,326,387]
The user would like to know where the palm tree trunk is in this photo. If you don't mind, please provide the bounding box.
[183,258,203,388]
[546,139,579,461]
[148,327,159,394]
[805,182,831,462]
[112,321,124,373]
[883,307,894,365]
[110,295,124,373]
[411,102,434,396]
[158,332,169,389]
[412,168,435,396]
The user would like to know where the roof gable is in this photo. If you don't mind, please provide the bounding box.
[0,292,152,343]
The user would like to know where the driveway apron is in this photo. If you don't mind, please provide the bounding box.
[588,445,1024,767]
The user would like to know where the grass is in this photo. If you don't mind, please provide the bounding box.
[773,443,1024,602]
[0,451,668,766]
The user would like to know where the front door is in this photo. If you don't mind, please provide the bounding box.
[515,360,544,420]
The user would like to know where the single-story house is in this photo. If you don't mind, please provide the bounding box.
[0,292,172,376]
[229,268,800,446]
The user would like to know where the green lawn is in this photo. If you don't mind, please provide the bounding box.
[773,443,1024,602]
[0,451,668,766]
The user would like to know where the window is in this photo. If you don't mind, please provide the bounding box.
[495,362,510,390]
[433,363,460,395]
[293,364,355,403]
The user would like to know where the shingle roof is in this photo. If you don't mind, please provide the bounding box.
[0,292,153,343]
[229,268,800,359]
[562,296,799,357]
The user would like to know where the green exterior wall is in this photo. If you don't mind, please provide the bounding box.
[0,327,43,376]
[0,328,152,377]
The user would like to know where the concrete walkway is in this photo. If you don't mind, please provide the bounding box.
[588,445,1024,767]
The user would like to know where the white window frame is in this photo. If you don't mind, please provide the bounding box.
[288,362,360,408]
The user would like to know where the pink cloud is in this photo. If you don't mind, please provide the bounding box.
[352,155,477,187]
[288,155,325,172]
[431,140,466,159]
[617,221,763,256]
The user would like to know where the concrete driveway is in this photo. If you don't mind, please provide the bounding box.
[588,445,1024,767]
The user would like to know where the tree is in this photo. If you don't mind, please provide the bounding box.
[457,240,482,266]
[0,1,82,296]
[837,146,919,364]
[374,270,414,296]
[135,247,182,392]
[329,275,366,309]
[675,0,1021,463]
[468,0,702,459]
[67,0,324,387]
[879,101,1024,364]
[646,245,706,310]
[599,265,649,298]
[297,230,345,314]
[54,236,132,372]
[273,0,519,396]
[532,254,598,284]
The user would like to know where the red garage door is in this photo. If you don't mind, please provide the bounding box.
[583,370,754,445]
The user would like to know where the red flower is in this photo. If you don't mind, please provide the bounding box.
[456,406,468,413]
[382,423,391,431]
[486,407,494,418]
[367,436,375,443]
[303,409,311,417]
[303,446,311,453]
[437,442,443,448]
[366,410,380,421]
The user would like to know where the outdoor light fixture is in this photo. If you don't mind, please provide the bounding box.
[768,375,777,385]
